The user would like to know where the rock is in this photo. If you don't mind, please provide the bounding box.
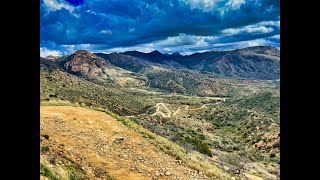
[115,136,125,141]
[223,166,230,171]
[152,176,158,180]
[155,172,160,176]
[165,171,172,176]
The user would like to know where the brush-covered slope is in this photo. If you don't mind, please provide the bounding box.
[95,53,232,96]
[120,46,280,80]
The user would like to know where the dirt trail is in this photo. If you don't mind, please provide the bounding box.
[152,103,209,118]
[41,106,211,180]
[151,103,172,118]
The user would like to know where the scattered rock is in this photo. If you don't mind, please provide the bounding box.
[165,171,172,176]
[223,166,230,171]
[115,136,125,143]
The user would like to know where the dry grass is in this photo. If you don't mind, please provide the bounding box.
[41,101,232,179]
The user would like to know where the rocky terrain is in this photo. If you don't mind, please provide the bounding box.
[41,106,223,180]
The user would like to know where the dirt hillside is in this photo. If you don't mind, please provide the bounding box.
[40,106,217,180]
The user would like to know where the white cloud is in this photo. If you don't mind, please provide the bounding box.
[85,9,97,15]
[40,47,62,57]
[226,0,245,9]
[270,34,280,39]
[43,0,79,17]
[209,38,278,50]
[60,44,93,53]
[222,25,274,35]
[257,21,280,28]
[99,29,112,35]
[99,33,278,55]
[181,0,245,12]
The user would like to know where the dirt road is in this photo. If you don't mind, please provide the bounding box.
[152,103,209,118]
[151,103,172,118]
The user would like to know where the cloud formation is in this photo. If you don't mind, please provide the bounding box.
[40,47,63,57]
[40,0,280,55]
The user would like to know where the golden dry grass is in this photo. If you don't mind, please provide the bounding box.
[41,105,232,179]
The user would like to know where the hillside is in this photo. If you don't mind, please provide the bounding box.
[119,46,280,80]
[40,106,230,179]
[95,53,232,96]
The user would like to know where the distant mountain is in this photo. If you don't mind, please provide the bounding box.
[171,52,182,56]
[45,55,60,60]
[120,46,280,80]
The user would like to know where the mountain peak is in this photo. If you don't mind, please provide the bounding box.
[150,50,162,55]
[72,50,97,58]
[45,55,60,60]
[74,50,93,55]
[171,52,182,56]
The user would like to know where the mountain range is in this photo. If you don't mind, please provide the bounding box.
[40,46,280,96]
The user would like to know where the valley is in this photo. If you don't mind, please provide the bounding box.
[40,46,280,179]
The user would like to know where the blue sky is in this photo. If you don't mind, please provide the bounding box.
[40,0,280,57]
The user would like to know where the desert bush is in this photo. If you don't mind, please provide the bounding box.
[183,136,212,157]
[40,163,59,180]
[269,153,276,158]
[41,146,49,153]
[42,134,49,140]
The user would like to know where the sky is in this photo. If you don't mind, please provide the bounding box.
[40,0,280,57]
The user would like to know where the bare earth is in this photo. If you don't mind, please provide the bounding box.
[40,106,213,180]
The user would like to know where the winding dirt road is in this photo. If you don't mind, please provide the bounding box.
[151,103,209,118]
[151,103,172,118]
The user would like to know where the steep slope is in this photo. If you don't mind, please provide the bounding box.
[192,46,280,80]
[63,50,110,78]
[95,53,152,73]
[40,69,150,116]
[41,50,148,88]
[40,106,229,179]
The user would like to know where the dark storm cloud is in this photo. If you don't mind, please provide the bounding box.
[40,0,280,56]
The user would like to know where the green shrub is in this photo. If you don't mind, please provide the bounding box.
[270,153,276,158]
[184,136,212,157]
[40,163,58,180]
[41,146,49,153]
[42,134,49,140]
